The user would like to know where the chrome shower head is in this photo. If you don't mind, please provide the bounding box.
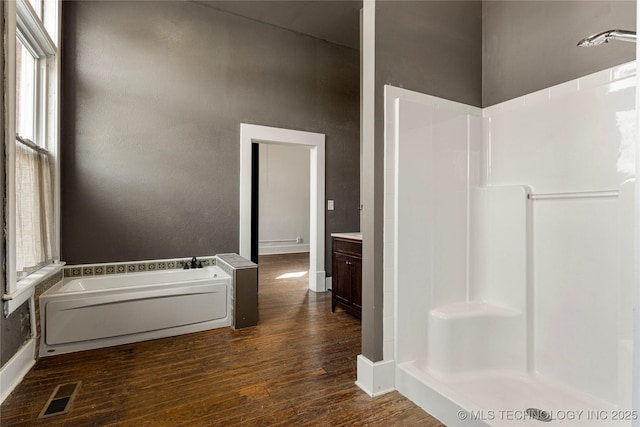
[577,29,637,47]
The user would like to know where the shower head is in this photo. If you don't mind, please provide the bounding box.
[577,29,636,47]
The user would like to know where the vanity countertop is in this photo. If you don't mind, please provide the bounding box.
[331,232,362,241]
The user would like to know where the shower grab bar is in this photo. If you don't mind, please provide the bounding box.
[527,190,618,200]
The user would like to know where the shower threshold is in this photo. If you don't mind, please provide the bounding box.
[396,362,627,427]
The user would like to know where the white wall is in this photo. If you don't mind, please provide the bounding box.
[387,62,635,409]
[484,62,636,405]
[258,144,310,255]
[385,88,482,365]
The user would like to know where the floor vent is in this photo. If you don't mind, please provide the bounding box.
[37,381,81,419]
[526,408,552,422]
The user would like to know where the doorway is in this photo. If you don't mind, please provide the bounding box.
[239,123,326,292]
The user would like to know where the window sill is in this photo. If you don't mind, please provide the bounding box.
[3,262,65,316]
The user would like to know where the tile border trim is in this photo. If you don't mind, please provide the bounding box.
[63,256,218,278]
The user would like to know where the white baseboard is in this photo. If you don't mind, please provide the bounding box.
[310,270,326,292]
[325,276,332,290]
[355,355,395,397]
[0,339,36,404]
[258,244,310,255]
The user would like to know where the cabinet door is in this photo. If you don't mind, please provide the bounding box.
[351,256,362,310]
[333,253,352,305]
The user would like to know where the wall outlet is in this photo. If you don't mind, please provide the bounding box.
[328,200,335,210]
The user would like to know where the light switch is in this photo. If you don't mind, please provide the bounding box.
[328,200,335,210]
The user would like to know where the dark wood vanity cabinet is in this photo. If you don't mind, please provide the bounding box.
[331,237,362,319]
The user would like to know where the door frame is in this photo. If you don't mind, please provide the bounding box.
[239,123,326,292]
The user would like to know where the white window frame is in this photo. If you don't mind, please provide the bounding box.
[3,0,62,316]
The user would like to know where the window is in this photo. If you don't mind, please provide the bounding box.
[16,38,36,142]
[15,18,55,281]
[4,0,61,314]
[15,138,55,280]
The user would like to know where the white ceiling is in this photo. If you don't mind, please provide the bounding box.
[196,1,362,49]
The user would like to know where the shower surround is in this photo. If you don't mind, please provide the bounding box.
[383,62,636,426]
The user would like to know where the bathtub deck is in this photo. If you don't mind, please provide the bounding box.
[0,253,442,426]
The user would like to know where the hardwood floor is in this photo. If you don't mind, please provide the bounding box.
[1,253,443,426]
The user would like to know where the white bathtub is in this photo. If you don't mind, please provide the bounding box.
[39,266,232,357]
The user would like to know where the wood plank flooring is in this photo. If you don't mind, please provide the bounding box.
[1,253,443,426]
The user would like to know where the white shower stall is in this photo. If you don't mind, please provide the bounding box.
[385,62,636,426]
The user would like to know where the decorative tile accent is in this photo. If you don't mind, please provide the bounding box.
[64,255,221,278]
[202,257,217,266]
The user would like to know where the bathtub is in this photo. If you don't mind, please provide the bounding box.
[39,266,232,357]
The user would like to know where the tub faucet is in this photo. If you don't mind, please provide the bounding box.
[190,256,198,269]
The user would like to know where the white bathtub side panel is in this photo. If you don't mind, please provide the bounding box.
[40,316,232,357]
[45,285,227,345]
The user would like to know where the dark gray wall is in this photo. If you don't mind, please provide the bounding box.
[376,1,483,107]
[199,1,362,49]
[1,0,32,368]
[362,0,482,362]
[61,1,360,274]
[483,0,636,106]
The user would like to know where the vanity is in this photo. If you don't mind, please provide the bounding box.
[331,232,362,319]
